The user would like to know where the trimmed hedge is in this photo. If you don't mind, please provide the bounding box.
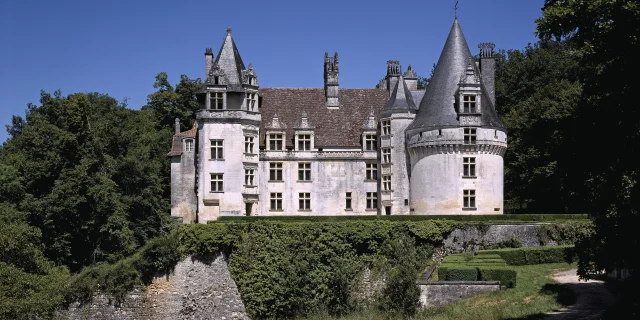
[437,265,516,288]
[438,265,478,281]
[215,214,588,223]
[477,245,576,266]
[478,267,517,288]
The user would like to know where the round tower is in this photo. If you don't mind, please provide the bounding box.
[405,19,507,215]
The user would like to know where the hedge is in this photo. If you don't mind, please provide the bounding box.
[438,265,478,281]
[215,214,588,223]
[437,265,516,288]
[477,267,517,288]
[477,245,576,266]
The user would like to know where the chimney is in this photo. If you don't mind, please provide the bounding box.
[205,48,213,79]
[403,65,418,91]
[479,43,496,106]
[385,60,401,97]
[175,118,180,134]
[324,52,339,108]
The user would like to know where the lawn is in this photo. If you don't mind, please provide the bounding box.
[307,262,576,320]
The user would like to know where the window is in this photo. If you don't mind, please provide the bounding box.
[366,192,378,209]
[269,133,283,150]
[247,93,257,111]
[463,157,476,177]
[382,148,391,163]
[247,76,256,85]
[210,140,224,160]
[299,193,311,210]
[366,163,378,180]
[298,134,311,151]
[463,189,476,209]
[185,139,194,152]
[210,92,224,110]
[269,162,283,181]
[244,136,254,154]
[214,76,220,85]
[382,120,391,135]
[463,95,477,113]
[210,174,223,192]
[345,192,352,210]
[404,199,409,206]
[298,162,311,181]
[365,134,377,151]
[382,175,391,191]
[245,168,255,186]
[270,192,282,211]
[464,128,477,145]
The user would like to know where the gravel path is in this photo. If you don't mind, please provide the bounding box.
[544,269,615,320]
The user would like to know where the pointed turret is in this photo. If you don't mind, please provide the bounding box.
[214,27,246,89]
[381,76,417,117]
[407,18,503,133]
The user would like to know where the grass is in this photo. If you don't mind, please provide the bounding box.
[305,262,576,320]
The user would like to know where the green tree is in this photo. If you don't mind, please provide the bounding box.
[143,72,203,130]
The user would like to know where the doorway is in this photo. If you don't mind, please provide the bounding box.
[385,206,391,215]
[245,203,253,216]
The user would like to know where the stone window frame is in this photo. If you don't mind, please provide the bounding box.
[244,135,255,154]
[246,92,258,111]
[382,147,392,164]
[382,120,391,136]
[210,139,224,160]
[298,192,311,211]
[463,157,477,178]
[382,175,392,191]
[365,163,378,181]
[366,192,378,210]
[463,189,476,210]
[297,162,312,181]
[244,167,255,186]
[268,132,285,151]
[270,192,283,211]
[184,139,194,152]
[463,94,478,113]
[463,128,477,145]
[209,91,225,110]
[210,173,224,193]
[364,134,377,151]
[345,192,353,210]
[297,133,312,151]
[269,162,283,182]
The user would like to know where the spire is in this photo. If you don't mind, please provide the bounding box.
[214,27,246,87]
[407,18,504,132]
[381,76,417,116]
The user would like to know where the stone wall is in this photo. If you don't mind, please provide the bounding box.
[417,281,500,308]
[444,223,552,251]
[58,254,248,320]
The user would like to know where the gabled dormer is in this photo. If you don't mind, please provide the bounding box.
[361,108,378,152]
[265,114,286,151]
[456,62,483,126]
[294,111,315,151]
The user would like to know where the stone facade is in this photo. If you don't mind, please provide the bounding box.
[168,19,506,222]
[417,281,501,308]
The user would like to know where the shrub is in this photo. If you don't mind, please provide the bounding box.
[477,267,517,288]
[477,246,576,266]
[438,265,478,281]
[215,214,589,223]
[379,265,421,318]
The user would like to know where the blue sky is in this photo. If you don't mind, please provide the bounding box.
[0,0,544,143]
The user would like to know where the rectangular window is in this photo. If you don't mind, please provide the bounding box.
[269,133,283,151]
[247,93,257,111]
[244,136,254,154]
[382,148,391,163]
[365,163,378,180]
[345,192,352,210]
[463,189,476,209]
[244,168,255,186]
[365,134,377,151]
[298,134,311,151]
[463,157,476,177]
[210,92,224,110]
[463,95,477,113]
[185,139,194,152]
[210,174,223,192]
[464,128,477,145]
[298,162,311,181]
[382,175,391,191]
[366,192,378,209]
[270,192,282,211]
[210,140,224,160]
[299,192,311,210]
[269,162,283,181]
[382,120,391,136]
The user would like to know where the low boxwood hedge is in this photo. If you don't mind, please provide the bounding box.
[215,214,588,223]
[437,264,516,287]
[477,267,517,288]
[477,245,576,265]
[437,265,478,281]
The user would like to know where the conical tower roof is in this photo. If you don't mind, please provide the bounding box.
[214,28,246,86]
[407,19,504,132]
[381,75,417,116]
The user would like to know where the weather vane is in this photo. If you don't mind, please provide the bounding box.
[454,0,459,18]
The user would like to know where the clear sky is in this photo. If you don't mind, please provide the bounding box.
[0,0,544,143]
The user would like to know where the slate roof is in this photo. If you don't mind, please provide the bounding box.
[259,88,388,148]
[215,28,246,89]
[167,122,197,156]
[407,18,504,133]
[381,76,417,116]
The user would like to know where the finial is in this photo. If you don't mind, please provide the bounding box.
[226,27,232,34]
[248,63,253,70]
[301,110,308,118]
[454,0,459,19]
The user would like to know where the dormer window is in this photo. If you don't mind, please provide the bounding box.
[463,95,477,113]
[298,134,311,151]
[248,76,256,85]
[247,93,257,111]
[214,76,220,85]
[210,92,224,110]
[269,133,284,151]
[382,120,391,136]
[364,134,377,151]
[184,139,194,152]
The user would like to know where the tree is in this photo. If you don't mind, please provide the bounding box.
[142,72,203,130]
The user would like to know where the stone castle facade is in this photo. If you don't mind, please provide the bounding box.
[168,19,507,223]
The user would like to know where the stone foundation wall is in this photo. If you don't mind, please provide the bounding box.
[444,223,552,251]
[58,254,248,320]
[417,281,500,307]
